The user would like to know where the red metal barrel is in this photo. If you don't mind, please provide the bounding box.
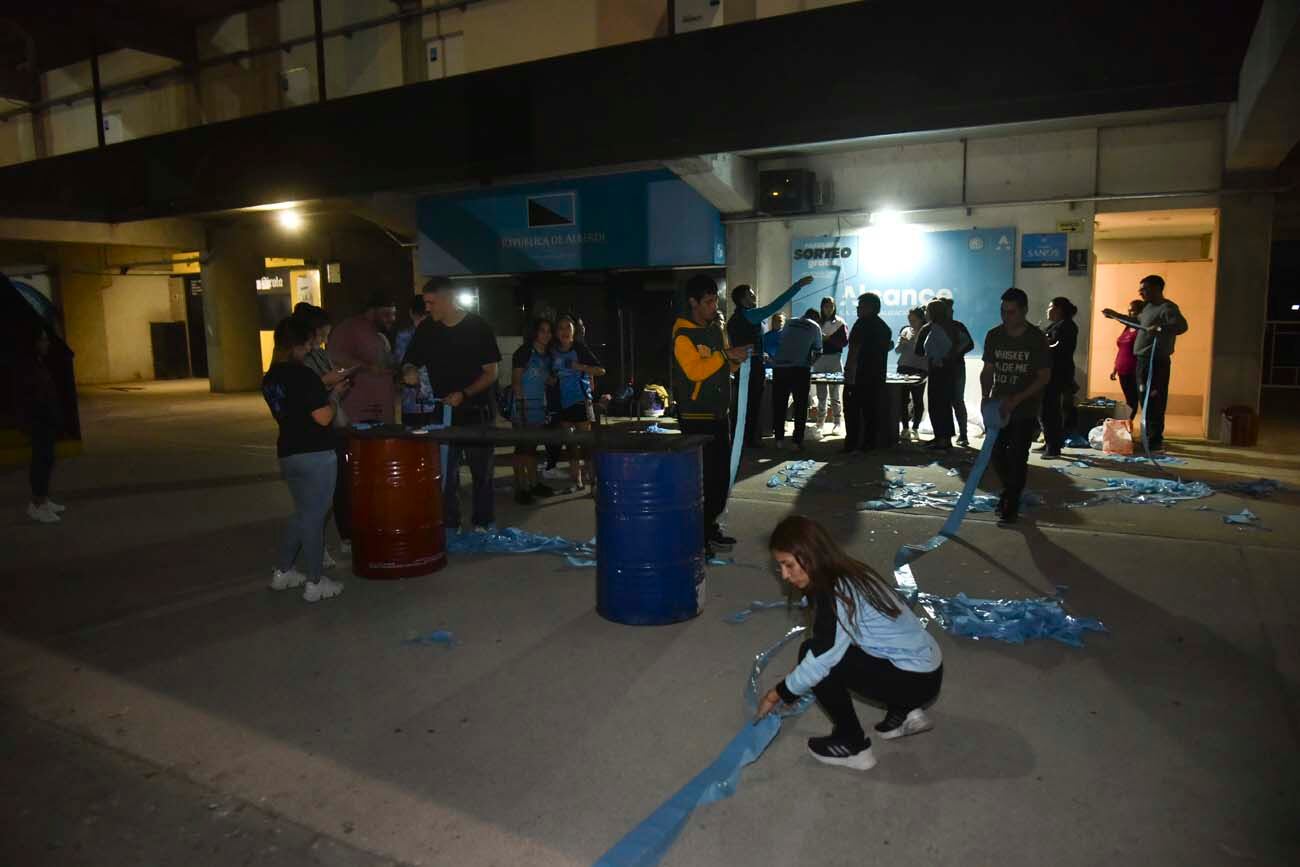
[349,435,446,579]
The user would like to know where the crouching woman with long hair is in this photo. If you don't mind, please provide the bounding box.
[756,515,943,770]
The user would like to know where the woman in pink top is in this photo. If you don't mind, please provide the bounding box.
[1109,299,1145,419]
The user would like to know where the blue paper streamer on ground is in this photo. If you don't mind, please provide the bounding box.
[1093,453,1187,466]
[722,596,807,624]
[1215,478,1290,498]
[916,591,1107,647]
[1088,477,1213,504]
[766,459,818,489]
[594,627,811,867]
[446,526,596,562]
[403,629,457,648]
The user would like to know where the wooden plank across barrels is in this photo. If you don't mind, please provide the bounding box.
[346,425,713,626]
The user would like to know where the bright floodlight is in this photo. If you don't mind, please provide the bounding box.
[870,208,902,226]
[276,210,303,231]
[457,290,476,308]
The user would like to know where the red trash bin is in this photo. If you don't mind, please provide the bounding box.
[349,434,447,579]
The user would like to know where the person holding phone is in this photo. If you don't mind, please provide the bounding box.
[295,304,358,560]
[263,316,351,603]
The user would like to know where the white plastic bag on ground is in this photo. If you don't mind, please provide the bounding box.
[1088,424,1105,450]
[1102,418,1134,455]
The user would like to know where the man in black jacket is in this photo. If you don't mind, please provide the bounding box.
[842,293,893,453]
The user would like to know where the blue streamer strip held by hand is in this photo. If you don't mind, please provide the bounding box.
[727,354,752,493]
[893,399,1004,598]
[594,627,811,867]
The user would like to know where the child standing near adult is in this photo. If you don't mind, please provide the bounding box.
[756,515,943,770]
[263,316,349,602]
[511,317,555,505]
[1109,299,1146,422]
[551,314,605,494]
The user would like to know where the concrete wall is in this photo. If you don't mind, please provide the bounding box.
[0,242,185,385]
[101,275,173,382]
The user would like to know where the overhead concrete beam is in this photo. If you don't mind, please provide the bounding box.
[0,217,205,250]
[664,153,757,214]
[1227,0,1300,171]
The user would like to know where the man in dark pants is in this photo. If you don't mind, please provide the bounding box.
[672,275,750,555]
[770,310,822,450]
[19,326,65,524]
[842,293,893,452]
[981,288,1051,526]
[726,284,766,449]
[1103,274,1188,452]
[402,277,502,532]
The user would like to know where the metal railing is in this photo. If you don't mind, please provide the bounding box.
[1262,320,1300,388]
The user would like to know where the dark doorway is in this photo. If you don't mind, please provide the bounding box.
[184,276,208,378]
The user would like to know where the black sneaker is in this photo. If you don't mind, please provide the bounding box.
[997,509,1019,527]
[531,483,555,498]
[875,709,934,740]
[709,529,737,550]
[807,734,876,770]
[995,492,1008,518]
[513,489,535,506]
[956,435,970,447]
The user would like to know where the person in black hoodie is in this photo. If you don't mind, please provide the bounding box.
[1040,296,1079,458]
[841,293,893,453]
[18,325,65,524]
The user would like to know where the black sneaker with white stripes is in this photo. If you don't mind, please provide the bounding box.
[806,734,877,770]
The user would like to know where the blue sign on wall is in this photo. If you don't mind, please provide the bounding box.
[789,227,1016,360]
[418,169,726,275]
[1021,232,1068,268]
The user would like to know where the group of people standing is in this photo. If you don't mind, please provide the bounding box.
[508,313,605,505]
[259,278,608,601]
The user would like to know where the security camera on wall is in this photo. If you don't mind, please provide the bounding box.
[757,170,816,216]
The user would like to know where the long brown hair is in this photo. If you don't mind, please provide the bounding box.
[769,515,901,621]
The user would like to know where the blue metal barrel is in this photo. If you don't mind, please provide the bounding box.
[595,448,705,625]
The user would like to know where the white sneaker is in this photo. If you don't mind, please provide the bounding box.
[303,576,344,603]
[876,708,934,740]
[338,539,352,556]
[45,499,67,513]
[472,525,491,534]
[831,423,842,436]
[27,502,60,524]
[322,549,338,569]
[270,567,307,590]
[807,426,822,441]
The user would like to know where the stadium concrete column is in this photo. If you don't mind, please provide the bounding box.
[200,227,264,393]
[1209,191,1275,419]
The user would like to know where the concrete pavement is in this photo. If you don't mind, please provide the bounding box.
[2,380,1297,866]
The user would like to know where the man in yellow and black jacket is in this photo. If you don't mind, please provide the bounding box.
[673,275,751,554]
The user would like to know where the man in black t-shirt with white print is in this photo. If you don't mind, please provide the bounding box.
[401,278,502,532]
[980,287,1051,526]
